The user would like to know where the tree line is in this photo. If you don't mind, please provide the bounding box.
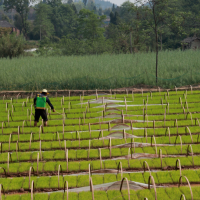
[1,0,200,56]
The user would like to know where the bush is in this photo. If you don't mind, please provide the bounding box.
[0,33,24,59]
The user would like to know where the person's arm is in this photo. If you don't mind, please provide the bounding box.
[46,97,55,111]
[34,96,37,107]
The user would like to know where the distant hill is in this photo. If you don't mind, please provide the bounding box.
[95,0,116,9]
[74,0,116,9]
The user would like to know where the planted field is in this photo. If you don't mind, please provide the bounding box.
[1,50,200,90]
[0,88,200,199]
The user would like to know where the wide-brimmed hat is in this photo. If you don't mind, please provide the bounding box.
[41,89,49,94]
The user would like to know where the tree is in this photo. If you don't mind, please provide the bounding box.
[110,11,120,25]
[74,1,85,13]
[46,0,62,7]
[180,0,200,36]
[0,33,24,59]
[98,7,103,16]
[3,0,33,38]
[49,4,78,38]
[132,0,185,84]
[67,0,73,4]
[33,2,54,40]
[77,9,106,40]
[14,13,23,32]
[1,13,12,23]
[112,3,115,12]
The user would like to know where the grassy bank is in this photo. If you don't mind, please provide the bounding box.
[0,50,200,91]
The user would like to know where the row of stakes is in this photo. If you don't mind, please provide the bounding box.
[0,137,196,174]
[0,85,195,104]
[0,158,195,200]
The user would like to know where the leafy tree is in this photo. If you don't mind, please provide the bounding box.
[68,0,73,4]
[33,2,54,39]
[50,4,78,38]
[103,8,111,16]
[14,13,23,32]
[0,33,24,58]
[3,0,33,38]
[98,7,103,16]
[110,11,120,25]
[109,11,115,24]
[180,0,200,36]
[74,1,85,13]
[131,0,186,84]
[46,0,62,7]
[112,3,115,12]
[181,0,200,14]
[1,13,12,23]
[77,9,106,40]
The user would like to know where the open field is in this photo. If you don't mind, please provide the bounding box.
[0,50,200,90]
[0,88,200,199]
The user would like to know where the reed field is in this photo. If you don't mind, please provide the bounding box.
[0,50,200,91]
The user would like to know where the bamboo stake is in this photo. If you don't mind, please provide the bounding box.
[88,140,90,159]
[109,137,112,158]
[132,91,134,101]
[37,153,39,174]
[29,133,33,149]
[39,140,42,160]
[66,149,68,172]
[99,148,102,169]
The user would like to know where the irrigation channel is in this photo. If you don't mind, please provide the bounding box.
[1,88,200,199]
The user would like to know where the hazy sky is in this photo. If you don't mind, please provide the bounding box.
[109,0,135,6]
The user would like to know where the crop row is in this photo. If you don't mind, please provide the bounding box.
[2,110,200,125]
[1,134,199,152]
[2,101,200,117]
[2,101,200,115]
[1,168,200,191]
[1,125,200,141]
[2,111,200,126]
[2,186,200,200]
[2,120,200,136]
[0,155,198,174]
[1,90,199,101]
[1,91,200,105]
[2,97,200,116]
[1,143,200,164]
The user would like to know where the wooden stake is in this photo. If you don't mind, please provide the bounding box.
[18,126,20,141]
[99,148,102,169]
[29,133,33,149]
[16,141,19,161]
[132,91,134,101]
[88,140,90,159]
[2,122,3,134]
[175,86,177,94]
[101,130,104,145]
[66,149,68,172]
[39,140,42,160]
[37,153,39,174]
[109,137,112,158]
[8,134,11,151]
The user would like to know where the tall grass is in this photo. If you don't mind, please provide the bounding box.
[0,50,200,91]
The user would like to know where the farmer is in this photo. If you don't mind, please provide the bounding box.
[34,89,55,127]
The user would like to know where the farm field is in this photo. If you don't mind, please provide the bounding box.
[0,50,200,91]
[0,88,200,199]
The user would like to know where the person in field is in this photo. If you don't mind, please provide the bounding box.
[34,89,55,126]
